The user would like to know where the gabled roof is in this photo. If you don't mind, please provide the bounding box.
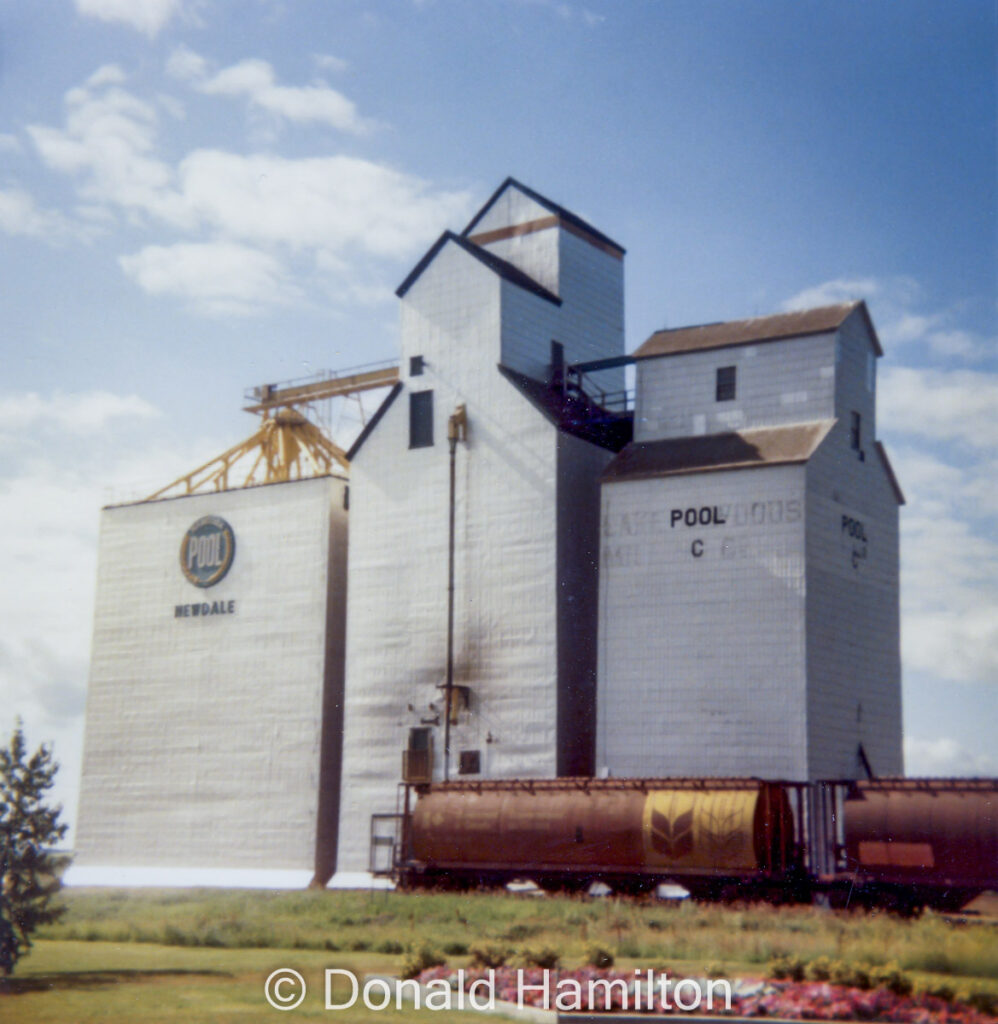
[874,441,906,505]
[636,301,883,359]
[395,230,562,305]
[603,420,836,482]
[461,176,625,257]
[345,382,402,461]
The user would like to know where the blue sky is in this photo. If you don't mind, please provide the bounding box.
[1,0,995,836]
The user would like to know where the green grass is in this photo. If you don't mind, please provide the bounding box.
[2,941,490,1023]
[35,888,998,985]
[4,889,995,1022]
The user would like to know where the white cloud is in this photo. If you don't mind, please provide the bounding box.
[166,45,208,82]
[75,0,184,37]
[120,241,302,316]
[26,67,473,312]
[0,391,160,436]
[0,187,83,242]
[27,75,190,228]
[176,150,471,258]
[904,736,997,777]
[880,366,998,450]
[313,54,349,74]
[194,56,372,134]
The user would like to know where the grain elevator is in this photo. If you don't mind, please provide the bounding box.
[596,304,904,782]
[72,178,905,887]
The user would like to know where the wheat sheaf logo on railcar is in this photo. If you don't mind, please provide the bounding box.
[649,796,695,859]
[700,804,746,861]
[180,516,235,588]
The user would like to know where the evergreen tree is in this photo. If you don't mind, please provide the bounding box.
[0,720,67,976]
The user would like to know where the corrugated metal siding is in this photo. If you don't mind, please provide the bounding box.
[335,245,563,875]
[636,333,837,441]
[74,476,346,873]
[804,309,902,778]
[597,463,809,779]
[469,184,551,237]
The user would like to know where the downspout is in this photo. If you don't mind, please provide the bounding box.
[443,404,467,781]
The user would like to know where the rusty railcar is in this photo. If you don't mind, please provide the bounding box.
[402,777,809,898]
[840,778,998,911]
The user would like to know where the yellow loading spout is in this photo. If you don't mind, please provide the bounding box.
[145,361,399,500]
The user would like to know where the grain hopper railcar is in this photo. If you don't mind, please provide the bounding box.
[397,777,811,900]
[390,777,998,911]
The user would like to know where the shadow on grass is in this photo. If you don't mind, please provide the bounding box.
[2,968,232,995]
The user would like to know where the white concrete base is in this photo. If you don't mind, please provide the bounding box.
[326,871,395,890]
[63,865,314,889]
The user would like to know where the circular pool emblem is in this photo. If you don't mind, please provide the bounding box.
[180,516,235,588]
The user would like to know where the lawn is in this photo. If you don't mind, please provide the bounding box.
[2,940,491,1023]
[2,888,995,1022]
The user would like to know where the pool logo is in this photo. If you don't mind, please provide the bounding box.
[180,516,235,588]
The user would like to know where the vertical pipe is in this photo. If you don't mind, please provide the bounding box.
[444,431,457,781]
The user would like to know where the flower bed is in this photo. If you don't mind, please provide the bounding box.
[415,965,998,1022]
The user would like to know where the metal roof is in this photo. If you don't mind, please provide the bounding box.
[635,301,883,358]
[396,230,562,305]
[461,176,625,255]
[602,420,836,482]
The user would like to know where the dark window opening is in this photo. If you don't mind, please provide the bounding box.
[548,340,564,386]
[408,727,431,751]
[458,750,480,775]
[410,355,424,376]
[409,390,433,448]
[403,727,433,783]
[850,411,862,451]
[716,365,736,402]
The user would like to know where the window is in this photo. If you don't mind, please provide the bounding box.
[458,750,481,775]
[716,365,736,402]
[409,355,424,376]
[850,411,862,452]
[402,727,433,783]
[409,390,433,448]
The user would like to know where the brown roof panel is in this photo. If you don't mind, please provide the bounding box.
[603,420,836,482]
[636,302,881,358]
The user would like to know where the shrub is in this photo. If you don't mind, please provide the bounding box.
[469,944,510,969]
[805,955,834,981]
[587,946,614,969]
[704,961,726,979]
[375,939,404,955]
[870,963,912,997]
[400,945,445,980]
[923,982,955,1003]
[523,946,561,969]
[442,941,468,956]
[830,960,870,990]
[965,991,997,1016]
[768,954,805,982]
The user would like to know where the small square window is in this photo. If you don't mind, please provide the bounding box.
[409,390,433,448]
[458,750,480,775]
[716,365,736,402]
[410,355,424,376]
